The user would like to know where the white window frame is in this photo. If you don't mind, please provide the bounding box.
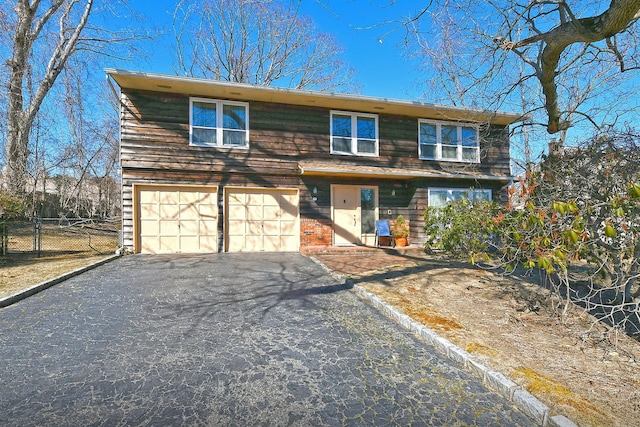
[418,120,480,163]
[189,97,249,149]
[428,187,492,208]
[330,110,379,157]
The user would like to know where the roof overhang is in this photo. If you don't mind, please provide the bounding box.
[105,69,524,126]
[298,161,513,183]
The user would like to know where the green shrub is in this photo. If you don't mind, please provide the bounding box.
[0,192,26,220]
[423,198,498,262]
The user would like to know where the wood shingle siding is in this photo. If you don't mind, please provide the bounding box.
[114,77,516,252]
[120,89,512,177]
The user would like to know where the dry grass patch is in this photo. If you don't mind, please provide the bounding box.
[315,252,640,427]
[0,253,111,298]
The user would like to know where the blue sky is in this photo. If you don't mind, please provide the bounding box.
[126,0,425,100]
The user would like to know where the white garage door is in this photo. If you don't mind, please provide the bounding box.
[137,185,218,254]
[226,188,298,252]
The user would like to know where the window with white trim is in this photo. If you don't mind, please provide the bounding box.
[331,111,378,156]
[428,188,492,208]
[419,120,479,163]
[190,97,249,148]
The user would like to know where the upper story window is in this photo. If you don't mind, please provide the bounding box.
[190,97,249,148]
[331,111,378,156]
[419,120,479,163]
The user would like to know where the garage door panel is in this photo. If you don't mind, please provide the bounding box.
[247,193,263,205]
[246,220,262,235]
[140,190,159,204]
[180,220,199,235]
[182,206,200,221]
[226,188,298,252]
[280,203,297,219]
[159,192,176,204]
[227,237,244,252]
[227,219,245,237]
[227,204,246,220]
[199,236,217,252]
[228,192,245,204]
[159,220,179,235]
[281,235,297,250]
[262,220,279,235]
[200,220,217,234]
[159,236,178,253]
[137,186,218,254]
[263,205,281,218]
[141,238,160,254]
[140,203,159,218]
[281,220,296,235]
[140,220,159,236]
[246,204,263,220]
[263,193,279,206]
[180,236,199,252]
[199,204,217,217]
[244,235,263,251]
[159,204,179,219]
[263,236,280,252]
[179,191,200,204]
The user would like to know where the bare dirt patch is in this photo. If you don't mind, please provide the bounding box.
[314,251,640,427]
[0,253,111,298]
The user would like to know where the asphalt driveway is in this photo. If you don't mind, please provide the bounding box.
[0,253,534,426]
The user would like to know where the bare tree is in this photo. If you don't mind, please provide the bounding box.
[173,0,357,91]
[497,1,640,135]
[3,0,94,197]
[1,0,146,198]
[400,1,640,150]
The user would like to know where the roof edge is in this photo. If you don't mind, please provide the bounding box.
[298,164,513,182]
[105,69,525,125]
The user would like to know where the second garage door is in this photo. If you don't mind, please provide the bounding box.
[226,188,299,252]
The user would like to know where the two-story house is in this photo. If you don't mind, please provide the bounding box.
[106,69,521,254]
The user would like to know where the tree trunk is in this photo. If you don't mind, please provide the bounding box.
[3,0,94,196]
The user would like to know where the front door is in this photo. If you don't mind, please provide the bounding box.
[332,185,378,246]
[333,186,359,246]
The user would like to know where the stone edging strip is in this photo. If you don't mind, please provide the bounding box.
[308,256,578,427]
[0,254,121,308]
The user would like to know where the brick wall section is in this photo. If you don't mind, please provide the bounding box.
[300,218,333,247]
[298,218,413,248]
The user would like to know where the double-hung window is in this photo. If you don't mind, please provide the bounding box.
[419,120,479,163]
[190,97,249,148]
[331,111,378,156]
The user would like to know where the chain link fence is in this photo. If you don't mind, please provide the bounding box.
[1,218,121,257]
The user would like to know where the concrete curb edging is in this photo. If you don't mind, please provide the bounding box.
[0,254,121,308]
[306,256,579,427]
[350,284,579,427]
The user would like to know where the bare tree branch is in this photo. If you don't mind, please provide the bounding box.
[173,0,357,91]
[498,0,640,134]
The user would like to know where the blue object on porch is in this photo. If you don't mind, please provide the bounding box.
[375,220,394,247]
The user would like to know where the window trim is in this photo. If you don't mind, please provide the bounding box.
[330,110,379,157]
[428,187,492,208]
[418,119,480,163]
[189,97,250,149]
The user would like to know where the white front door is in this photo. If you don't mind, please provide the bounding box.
[333,186,360,246]
[332,185,378,246]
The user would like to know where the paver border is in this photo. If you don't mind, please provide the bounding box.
[308,256,579,427]
[0,254,121,308]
